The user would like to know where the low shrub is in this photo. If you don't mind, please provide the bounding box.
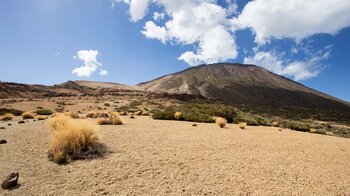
[86,111,97,118]
[215,117,226,128]
[1,113,14,121]
[48,116,102,164]
[254,116,271,126]
[238,122,247,129]
[35,109,53,116]
[174,112,183,120]
[236,114,259,126]
[97,113,123,125]
[22,112,34,120]
[280,120,311,132]
[0,108,23,116]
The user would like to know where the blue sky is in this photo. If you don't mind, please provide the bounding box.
[0,0,350,101]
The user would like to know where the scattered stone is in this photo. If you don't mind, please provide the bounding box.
[18,121,25,124]
[0,127,5,129]
[7,124,11,126]
[278,128,283,131]
[192,124,197,127]
[0,140,7,144]
[130,115,135,119]
[33,119,37,122]
[1,172,19,190]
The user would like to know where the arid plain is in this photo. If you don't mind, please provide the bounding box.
[1,115,350,195]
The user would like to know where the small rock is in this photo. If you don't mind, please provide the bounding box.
[18,121,25,124]
[33,119,37,122]
[278,128,283,131]
[0,140,7,144]
[7,124,11,126]
[1,172,19,190]
[192,124,197,127]
[0,127,5,129]
[130,115,135,119]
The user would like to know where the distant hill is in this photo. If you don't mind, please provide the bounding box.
[1,63,350,123]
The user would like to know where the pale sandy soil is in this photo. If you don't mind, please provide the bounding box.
[0,116,350,195]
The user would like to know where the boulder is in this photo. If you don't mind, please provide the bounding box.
[1,172,19,190]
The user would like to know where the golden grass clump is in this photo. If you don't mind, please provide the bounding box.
[96,113,123,125]
[174,112,183,120]
[215,117,226,128]
[22,112,34,120]
[48,116,101,164]
[309,128,317,133]
[1,113,14,121]
[49,114,72,132]
[239,122,247,129]
[36,115,47,121]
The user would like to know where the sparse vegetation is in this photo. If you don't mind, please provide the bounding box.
[235,114,259,126]
[0,108,23,116]
[1,113,14,121]
[239,122,247,129]
[215,117,226,128]
[22,112,35,120]
[96,113,123,125]
[174,112,183,120]
[35,109,53,115]
[48,116,103,164]
[87,111,97,118]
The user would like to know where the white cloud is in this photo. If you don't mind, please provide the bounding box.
[140,1,238,66]
[99,69,108,76]
[244,49,330,81]
[178,26,237,66]
[233,0,350,43]
[142,21,167,43]
[153,12,165,21]
[72,50,107,77]
[115,0,150,22]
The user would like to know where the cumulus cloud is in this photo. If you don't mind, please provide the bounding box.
[244,49,330,81]
[153,12,165,21]
[115,0,150,22]
[72,50,107,77]
[140,1,238,66]
[232,0,350,43]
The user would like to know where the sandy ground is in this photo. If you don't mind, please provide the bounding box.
[0,116,350,195]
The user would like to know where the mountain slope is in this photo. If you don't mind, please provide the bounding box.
[138,63,350,111]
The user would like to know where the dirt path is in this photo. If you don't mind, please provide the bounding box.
[1,116,349,195]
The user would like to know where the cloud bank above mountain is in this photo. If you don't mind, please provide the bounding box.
[114,0,350,80]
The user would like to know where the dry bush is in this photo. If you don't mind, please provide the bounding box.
[86,111,97,118]
[49,114,72,132]
[22,112,34,120]
[96,112,109,118]
[64,112,79,119]
[215,117,226,128]
[1,113,14,121]
[272,121,279,127]
[96,113,123,125]
[48,117,102,164]
[309,128,317,133]
[174,112,183,120]
[36,116,47,121]
[239,122,247,129]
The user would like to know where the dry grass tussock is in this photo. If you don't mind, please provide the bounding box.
[22,112,35,120]
[1,113,14,121]
[48,115,104,164]
[96,112,123,125]
[174,112,183,120]
[215,117,226,128]
[239,122,247,129]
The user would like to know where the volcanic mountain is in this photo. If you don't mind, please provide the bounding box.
[138,63,350,112]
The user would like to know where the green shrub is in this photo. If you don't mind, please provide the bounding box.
[0,108,24,116]
[280,120,311,132]
[254,116,272,126]
[35,109,53,115]
[235,114,259,126]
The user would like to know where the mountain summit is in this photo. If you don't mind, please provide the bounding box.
[138,63,349,111]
